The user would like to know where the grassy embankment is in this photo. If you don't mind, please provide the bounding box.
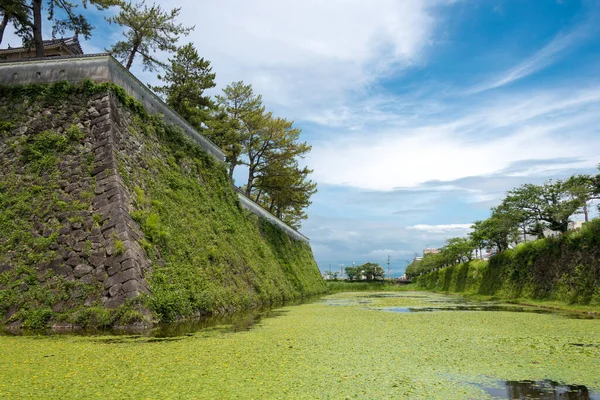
[414,219,600,314]
[0,81,325,328]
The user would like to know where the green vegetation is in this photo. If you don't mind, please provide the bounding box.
[0,82,151,328]
[406,170,600,284]
[119,105,324,321]
[414,219,600,306]
[210,81,316,228]
[106,1,193,71]
[344,262,385,281]
[326,280,411,292]
[0,80,324,327]
[0,292,598,399]
[0,0,120,58]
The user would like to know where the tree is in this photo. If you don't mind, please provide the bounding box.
[565,174,600,222]
[469,212,519,254]
[442,237,475,265]
[0,0,30,46]
[106,1,193,71]
[213,81,264,180]
[243,115,311,198]
[211,81,316,228]
[8,0,120,57]
[151,43,216,129]
[253,157,316,228]
[358,262,385,281]
[504,180,583,234]
[323,270,339,280]
[345,266,360,281]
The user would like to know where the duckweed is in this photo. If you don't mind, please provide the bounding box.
[0,292,598,399]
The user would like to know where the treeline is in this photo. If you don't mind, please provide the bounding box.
[415,219,600,304]
[406,169,600,278]
[0,1,316,228]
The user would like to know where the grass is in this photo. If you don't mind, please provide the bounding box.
[325,280,412,292]
[0,291,598,399]
[118,106,325,322]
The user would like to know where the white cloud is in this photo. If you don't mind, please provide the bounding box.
[468,15,595,93]
[368,249,414,258]
[307,86,600,191]
[155,0,443,113]
[407,224,472,233]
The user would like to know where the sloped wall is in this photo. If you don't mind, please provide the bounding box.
[0,82,325,329]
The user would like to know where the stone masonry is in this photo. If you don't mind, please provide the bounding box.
[85,91,151,308]
[0,90,152,311]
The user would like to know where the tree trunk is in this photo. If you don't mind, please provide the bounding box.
[245,169,254,197]
[0,14,9,46]
[32,0,44,57]
[583,201,589,222]
[228,162,236,181]
[255,189,262,203]
[125,42,140,70]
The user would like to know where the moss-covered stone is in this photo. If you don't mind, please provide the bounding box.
[0,80,325,329]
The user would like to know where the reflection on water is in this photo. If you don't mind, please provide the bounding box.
[383,304,597,319]
[2,296,320,337]
[386,305,557,315]
[482,380,599,400]
[322,292,597,319]
[152,309,288,337]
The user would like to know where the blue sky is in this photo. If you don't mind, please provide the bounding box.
[3,0,600,276]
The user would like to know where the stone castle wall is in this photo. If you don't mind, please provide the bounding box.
[0,90,150,311]
[0,55,309,242]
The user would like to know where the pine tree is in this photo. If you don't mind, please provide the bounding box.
[4,0,119,56]
[106,0,193,71]
[151,43,216,129]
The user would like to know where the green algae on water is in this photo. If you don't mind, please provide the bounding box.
[0,291,598,399]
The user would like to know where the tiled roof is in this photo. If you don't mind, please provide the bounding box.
[0,36,83,55]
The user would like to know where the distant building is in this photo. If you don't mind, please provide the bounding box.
[0,36,83,61]
[423,248,440,255]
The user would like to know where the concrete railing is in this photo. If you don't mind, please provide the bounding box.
[233,187,310,242]
[0,54,309,242]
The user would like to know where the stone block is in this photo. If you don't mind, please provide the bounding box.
[91,113,110,126]
[80,274,96,285]
[66,256,81,267]
[93,267,107,282]
[90,164,111,178]
[122,279,139,293]
[64,183,79,193]
[74,264,93,278]
[104,295,126,308]
[92,138,110,150]
[124,290,141,299]
[72,229,89,242]
[73,241,87,253]
[121,268,139,283]
[113,248,136,264]
[87,106,100,118]
[106,262,121,277]
[53,265,73,278]
[121,258,138,272]
[104,273,123,289]
[89,255,105,268]
[108,283,123,297]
